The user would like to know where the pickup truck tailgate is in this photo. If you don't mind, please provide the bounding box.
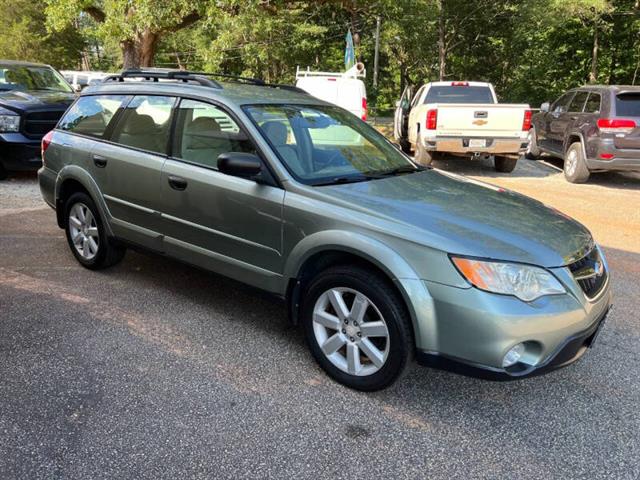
[435,103,529,138]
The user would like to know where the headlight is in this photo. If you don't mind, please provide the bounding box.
[451,256,566,302]
[0,114,20,132]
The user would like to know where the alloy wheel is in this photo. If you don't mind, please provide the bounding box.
[566,149,578,176]
[68,202,99,260]
[312,287,390,376]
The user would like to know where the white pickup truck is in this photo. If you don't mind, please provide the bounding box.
[393,81,530,172]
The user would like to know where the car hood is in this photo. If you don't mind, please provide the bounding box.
[319,170,593,268]
[0,90,75,111]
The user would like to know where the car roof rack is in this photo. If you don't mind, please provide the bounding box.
[102,69,305,93]
[103,69,222,88]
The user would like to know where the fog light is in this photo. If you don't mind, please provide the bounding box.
[502,343,525,368]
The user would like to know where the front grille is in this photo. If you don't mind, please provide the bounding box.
[568,247,608,299]
[23,110,65,137]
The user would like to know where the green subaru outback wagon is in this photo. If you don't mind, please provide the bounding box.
[38,70,611,391]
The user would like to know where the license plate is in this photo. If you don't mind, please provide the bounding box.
[469,139,487,148]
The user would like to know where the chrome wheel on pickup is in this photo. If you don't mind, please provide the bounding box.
[303,265,412,391]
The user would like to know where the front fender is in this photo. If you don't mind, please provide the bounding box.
[284,230,438,350]
[55,165,114,237]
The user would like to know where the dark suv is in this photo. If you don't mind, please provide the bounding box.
[527,85,640,182]
[0,60,75,179]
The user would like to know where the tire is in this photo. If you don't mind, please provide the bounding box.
[302,265,413,391]
[0,163,7,181]
[64,192,125,270]
[524,128,540,159]
[494,156,518,173]
[414,140,434,166]
[563,142,590,183]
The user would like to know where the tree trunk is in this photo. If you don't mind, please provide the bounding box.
[437,0,446,81]
[121,40,139,69]
[120,30,158,70]
[589,24,599,84]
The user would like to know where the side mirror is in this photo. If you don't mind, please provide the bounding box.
[540,102,550,113]
[217,152,262,179]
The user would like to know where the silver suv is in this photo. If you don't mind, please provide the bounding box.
[39,70,612,390]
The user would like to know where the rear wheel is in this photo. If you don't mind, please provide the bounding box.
[64,192,125,269]
[524,128,540,159]
[564,142,590,183]
[494,156,518,173]
[302,265,413,391]
[414,141,434,166]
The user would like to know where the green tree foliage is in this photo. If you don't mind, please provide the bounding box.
[0,0,83,68]
[28,0,640,112]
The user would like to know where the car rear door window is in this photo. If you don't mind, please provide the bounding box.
[568,91,589,113]
[615,93,640,116]
[58,95,128,138]
[584,93,601,113]
[172,99,255,169]
[110,95,176,154]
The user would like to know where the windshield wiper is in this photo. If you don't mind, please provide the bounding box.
[313,175,378,186]
[366,164,429,177]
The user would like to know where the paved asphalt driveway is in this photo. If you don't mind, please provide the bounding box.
[1,163,639,480]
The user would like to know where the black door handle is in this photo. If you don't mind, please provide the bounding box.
[168,175,188,191]
[93,155,107,168]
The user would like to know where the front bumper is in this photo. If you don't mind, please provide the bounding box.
[416,305,610,380]
[0,133,42,171]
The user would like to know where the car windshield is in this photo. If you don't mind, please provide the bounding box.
[244,104,419,185]
[0,65,72,93]
[424,86,494,104]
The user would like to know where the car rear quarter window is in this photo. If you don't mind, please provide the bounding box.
[424,86,494,104]
[110,95,176,155]
[58,95,128,138]
[172,99,255,169]
[584,93,601,113]
[568,91,589,112]
[615,93,640,117]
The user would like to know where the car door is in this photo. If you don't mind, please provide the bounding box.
[91,94,177,250]
[407,85,426,144]
[545,91,576,153]
[158,98,285,291]
[393,85,413,142]
[563,90,590,147]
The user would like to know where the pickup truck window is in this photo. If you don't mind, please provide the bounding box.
[0,65,72,93]
[424,86,494,104]
[615,93,640,116]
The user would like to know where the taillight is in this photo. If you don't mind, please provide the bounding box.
[426,109,437,130]
[597,118,636,133]
[361,97,367,121]
[522,110,532,131]
[451,81,469,86]
[41,130,54,162]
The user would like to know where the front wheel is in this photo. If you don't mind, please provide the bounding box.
[302,265,413,391]
[0,163,7,181]
[564,142,590,183]
[64,192,125,269]
[494,156,518,173]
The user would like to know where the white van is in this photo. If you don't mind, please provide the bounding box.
[61,71,110,92]
[295,64,367,120]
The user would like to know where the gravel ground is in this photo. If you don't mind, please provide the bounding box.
[1,167,639,480]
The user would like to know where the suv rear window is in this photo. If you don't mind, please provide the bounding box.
[58,95,128,138]
[615,93,640,116]
[424,86,494,104]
